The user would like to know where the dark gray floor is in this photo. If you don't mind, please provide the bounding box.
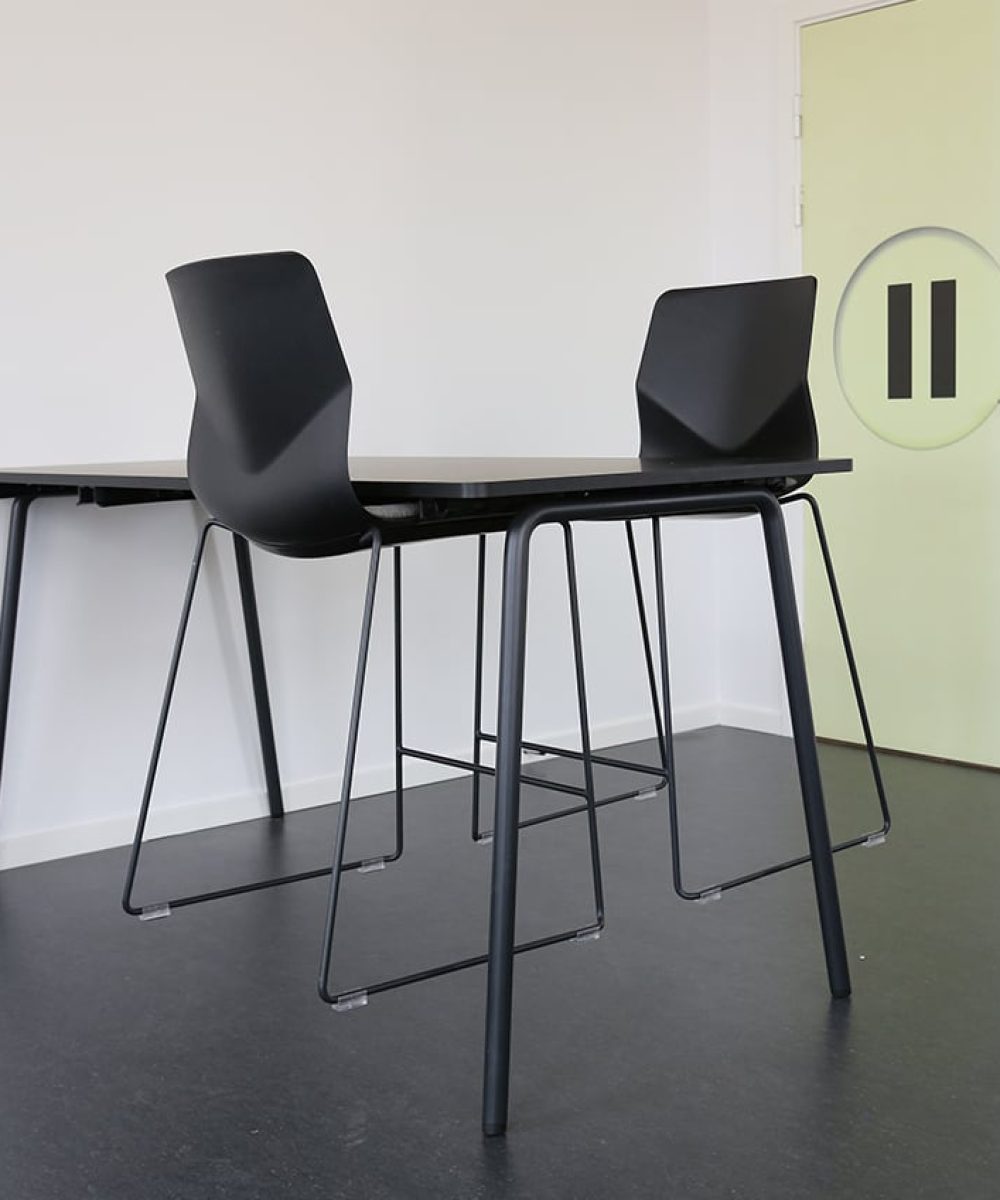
[2,727,999,1199]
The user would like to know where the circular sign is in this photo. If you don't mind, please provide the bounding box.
[834,227,1000,449]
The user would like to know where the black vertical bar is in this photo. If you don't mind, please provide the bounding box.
[233,534,284,819]
[318,536,383,1003]
[759,496,850,999]
[392,546,404,861]
[650,520,687,900]
[792,494,889,830]
[124,522,215,914]
[483,517,533,1137]
[626,521,668,772]
[931,279,957,398]
[561,524,605,927]
[471,535,488,841]
[887,283,913,399]
[0,496,34,799]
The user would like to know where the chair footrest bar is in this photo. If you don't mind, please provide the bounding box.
[131,849,399,916]
[477,731,669,779]
[324,922,604,1008]
[476,781,669,841]
[677,822,892,901]
[399,745,590,799]
[131,866,333,912]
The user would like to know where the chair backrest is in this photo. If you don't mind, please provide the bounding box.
[636,276,818,461]
[166,251,372,557]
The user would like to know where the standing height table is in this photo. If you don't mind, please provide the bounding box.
[0,454,853,1136]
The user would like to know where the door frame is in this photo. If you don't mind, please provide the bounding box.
[775,0,919,272]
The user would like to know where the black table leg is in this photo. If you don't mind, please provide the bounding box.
[482,516,533,1137]
[0,496,34,799]
[759,494,851,999]
[232,533,284,819]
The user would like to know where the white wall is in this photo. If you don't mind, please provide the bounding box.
[0,0,722,868]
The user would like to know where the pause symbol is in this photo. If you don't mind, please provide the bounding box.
[887,280,957,400]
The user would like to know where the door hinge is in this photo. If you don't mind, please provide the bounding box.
[795,185,804,229]
[793,93,803,139]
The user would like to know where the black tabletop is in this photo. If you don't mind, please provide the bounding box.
[0,461,191,492]
[350,455,849,500]
[0,455,850,503]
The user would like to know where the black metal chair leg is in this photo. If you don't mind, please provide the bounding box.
[480,521,670,817]
[383,545,404,868]
[468,531,616,843]
[232,533,284,819]
[645,518,686,902]
[317,524,603,1018]
[781,492,889,836]
[561,523,605,932]
[471,534,488,842]
[123,523,391,918]
[625,519,669,780]
[0,494,35,803]
[318,534,383,1005]
[123,520,215,917]
[661,495,890,902]
[468,526,668,842]
[649,501,850,994]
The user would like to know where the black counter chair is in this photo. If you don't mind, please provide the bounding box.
[121,251,608,1005]
[627,276,889,902]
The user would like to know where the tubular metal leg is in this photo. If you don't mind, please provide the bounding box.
[123,523,388,918]
[471,535,488,841]
[483,516,533,1137]
[465,530,605,839]
[390,545,405,864]
[317,526,605,1011]
[123,521,216,916]
[625,520,669,777]
[0,495,34,800]
[662,493,890,901]
[318,534,383,1004]
[232,534,284,819]
[561,523,605,930]
[468,526,667,842]
[760,496,851,999]
[647,500,851,989]
[781,492,889,835]
[649,519,685,900]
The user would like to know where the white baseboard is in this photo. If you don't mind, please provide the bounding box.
[717,702,790,737]
[0,701,761,871]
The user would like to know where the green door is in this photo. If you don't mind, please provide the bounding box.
[801,0,1000,766]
